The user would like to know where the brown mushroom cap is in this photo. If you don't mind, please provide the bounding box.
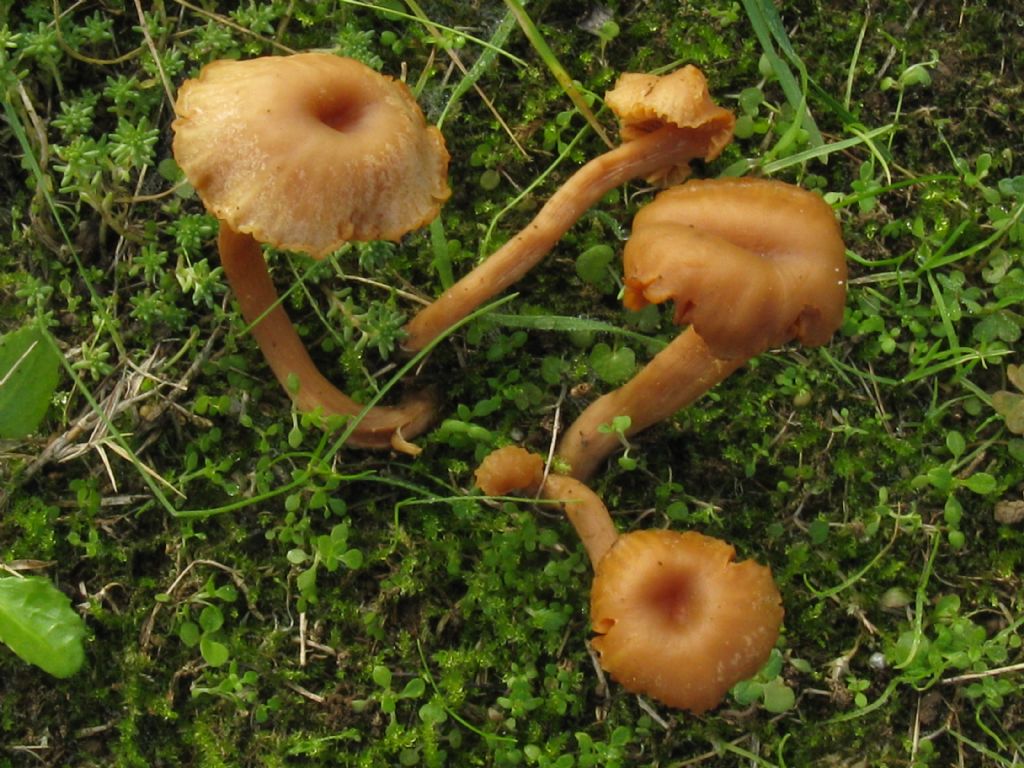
[170,54,447,452]
[622,177,847,359]
[591,529,783,713]
[172,53,450,257]
[475,448,783,712]
[474,445,545,497]
[605,66,735,186]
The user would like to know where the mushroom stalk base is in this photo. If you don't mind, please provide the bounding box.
[218,225,436,453]
[558,329,743,481]
[402,125,714,352]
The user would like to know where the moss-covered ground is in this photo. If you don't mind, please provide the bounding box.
[1,1,1022,765]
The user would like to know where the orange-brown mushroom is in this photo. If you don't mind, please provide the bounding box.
[591,529,783,713]
[475,446,617,565]
[172,53,450,452]
[474,445,783,712]
[557,177,847,480]
[402,65,734,352]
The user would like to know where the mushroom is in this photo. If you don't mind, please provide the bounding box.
[402,65,735,352]
[474,445,617,565]
[557,177,848,480]
[172,53,450,452]
[474,445,782,712]
[590,528,783,713]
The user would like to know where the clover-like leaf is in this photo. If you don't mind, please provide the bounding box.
[200,634,229,667]
[993,364,1024,434]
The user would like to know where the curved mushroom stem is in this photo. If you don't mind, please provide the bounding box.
[402,125,720,352]
[540,474,619,567]
[474,445,619,566]
[218,225,437,453]
[557,330,744,481]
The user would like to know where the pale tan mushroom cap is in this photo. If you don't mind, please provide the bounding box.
[622,177,847,359]
[605,66,735,185]
[172,53,450,257]
[590,529,783,713]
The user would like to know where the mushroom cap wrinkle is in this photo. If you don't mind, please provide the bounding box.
[173,53,450,257]
[605,66,735,186]
[622,177,847,359]
[591,529,783,713]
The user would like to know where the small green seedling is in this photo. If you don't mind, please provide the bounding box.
[352,665,427,724]
[597,414,637,471]
[731,649,796,714]
[171,576,238,667]
[287,522,363,610]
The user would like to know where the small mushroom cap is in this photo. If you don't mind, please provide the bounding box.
[622,177,847,359]
[590,529,783,713]
[474,445,544,496]
[172,53,450,257]
[605,66,735,186]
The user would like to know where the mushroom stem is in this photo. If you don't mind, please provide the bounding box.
[402,124,719,352]
[474,445,618,565]
[558,330,743,481]
[218,225,436,453]
[540,474,619,567]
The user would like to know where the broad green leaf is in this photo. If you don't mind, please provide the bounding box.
[575,244,615,286]
[761,678,796,713]
[340,549,364,569]
[200,634,229,667]
[0,325,61,439]
[372,665,393,689]
[590,343,636,385]
[418,699,448,725]
[198,604,224,633]
[0,576,86,678]
[962,472,997,495]
[178,621,201,648]
[731,678,763,706]
[399,677,426,699]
